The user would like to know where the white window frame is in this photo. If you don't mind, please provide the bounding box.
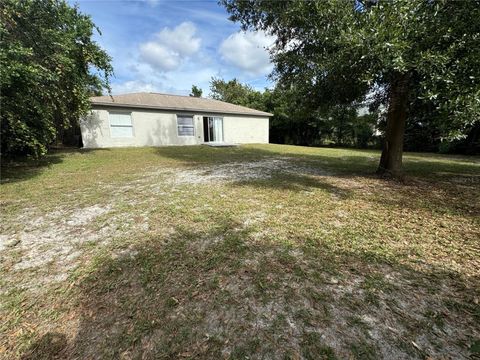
[177,114,195,137]
[109,111,134,138]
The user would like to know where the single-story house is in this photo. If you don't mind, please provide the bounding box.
[79,92,272,148]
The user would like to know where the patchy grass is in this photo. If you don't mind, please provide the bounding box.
[0,144,479,359]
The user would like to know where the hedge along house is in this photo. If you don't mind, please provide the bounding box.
[80,92,272,148]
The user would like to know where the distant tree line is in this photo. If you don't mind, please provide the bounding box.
[221,0,480,176]
[205,78,479,155]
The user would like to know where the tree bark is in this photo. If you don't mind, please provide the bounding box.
[377,73,411,178]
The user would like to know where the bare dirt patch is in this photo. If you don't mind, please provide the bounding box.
[145,159,329,185]
[0,203,150,291]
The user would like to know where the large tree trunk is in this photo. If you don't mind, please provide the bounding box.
[377,73,411,178]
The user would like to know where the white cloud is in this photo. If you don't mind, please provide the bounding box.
[219,31,275,76]
[139,22,201,71]
[111,25,274,96]
[111,64,218,96]
[155,22,201,56]
[111,80,160,94]
[139,42,181,71]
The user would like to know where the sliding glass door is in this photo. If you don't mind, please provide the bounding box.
[203,116,223,142]
[213,117,223,142]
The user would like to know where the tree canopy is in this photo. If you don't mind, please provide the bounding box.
[222,0,480,176]
[209,77,267,110]
[189,85,203,97]
[209,77,379,148]
[1,0,113,157]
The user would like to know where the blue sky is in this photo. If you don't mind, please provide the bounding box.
[73,0,275,96]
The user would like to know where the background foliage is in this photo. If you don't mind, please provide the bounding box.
[209,76,480,153]
[219,0,480,155]
[1,0,112,157]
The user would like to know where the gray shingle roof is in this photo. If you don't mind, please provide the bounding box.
[90,92,272,117]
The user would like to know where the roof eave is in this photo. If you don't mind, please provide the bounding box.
[90,101,272,117]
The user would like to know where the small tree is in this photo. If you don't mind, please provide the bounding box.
[210,78,255,105]
[1,0,112,157]
[222,0,480,177]
[189,85,203,97]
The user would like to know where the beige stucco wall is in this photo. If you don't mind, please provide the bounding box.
[223,116,269,144]
[80,108,269,148]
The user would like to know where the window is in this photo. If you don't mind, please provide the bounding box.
[177,115,194,136]
[109,112,133,138]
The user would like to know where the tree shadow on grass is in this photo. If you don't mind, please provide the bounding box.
[153,145,278,166]
[368,177,480,219]
[233,172,353,200]
[1,153,65,184]
[23,221,479,359]
[153,145,380,177]
[0,148,110,184]
[227,164,477,219]
[21,332,67,360]
[152,145,480,219]
[153,146,479,217]
[153,145,479,179]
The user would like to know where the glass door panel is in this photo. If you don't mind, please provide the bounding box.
[203,116,223,142]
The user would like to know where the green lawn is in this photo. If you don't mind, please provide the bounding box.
[1,144,479,359]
